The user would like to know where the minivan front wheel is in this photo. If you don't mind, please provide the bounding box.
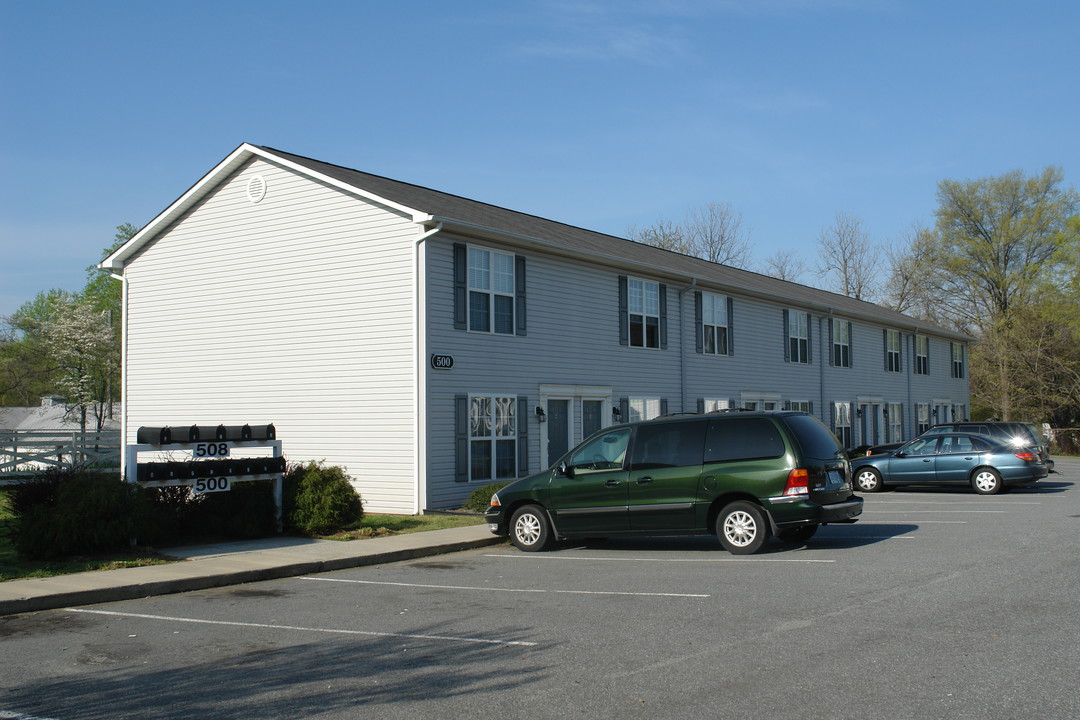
[509,504,553,551]
[717,501,769,554]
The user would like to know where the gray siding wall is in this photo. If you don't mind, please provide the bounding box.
[425,238,969,509]
[123,157,418,513]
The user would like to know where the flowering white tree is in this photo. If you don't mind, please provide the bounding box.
[38,296,119,433]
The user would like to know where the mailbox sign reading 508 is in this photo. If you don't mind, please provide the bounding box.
[194,442,230,458]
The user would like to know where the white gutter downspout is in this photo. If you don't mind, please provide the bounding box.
[678,278,698,412]
[110,272,130,483]
[414,222,443,514]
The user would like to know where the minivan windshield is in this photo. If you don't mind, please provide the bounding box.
[784,414,845,459]
[569,427,631,472]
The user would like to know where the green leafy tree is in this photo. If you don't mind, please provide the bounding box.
[898,168,1080,421]
[1,224,134,413]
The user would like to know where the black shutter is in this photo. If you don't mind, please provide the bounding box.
[808,401,814,416]
[619,397,630,423]
[515,255,527,336]
[726,296,734,355]
[453,244,467,330]
[517,395,529,475]
[618,276,629,346]
[694,291,703,354]
[659,284,668,350]
[455,395,469,482]
[828,318,835,367]
[883,329,889,371]
[782,309,790,362]
[697,398,705,414]
[660,398,669,416]
[806,313,813,364]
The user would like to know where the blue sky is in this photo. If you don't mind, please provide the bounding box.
[2,0,1077,318]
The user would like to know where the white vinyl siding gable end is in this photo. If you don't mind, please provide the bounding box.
[121,157,418,513]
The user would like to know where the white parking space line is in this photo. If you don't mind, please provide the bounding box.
[862,509,1006,513]
[822,535,915,539]
[63,608,536,647]
[869,520,967,524]
[869,500,1041,505]
[484,553,835,563]
[1,712,66,720]
[299,577,709,598]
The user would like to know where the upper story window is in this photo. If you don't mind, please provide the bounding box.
[619,277,666,349]
[785,310,811,364]
[629,278,660,348]
[951,342,965,378]
[885,329,902,372]
[454,243,526,336]
[468,247,515,334]
[831,319,851,368]
[914,335,929,375]
[700,292,731,355]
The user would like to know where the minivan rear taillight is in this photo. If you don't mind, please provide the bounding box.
[1014,451,1036,462]
[784,468,810,496]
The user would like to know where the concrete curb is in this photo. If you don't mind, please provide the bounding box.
[0,528,505,617]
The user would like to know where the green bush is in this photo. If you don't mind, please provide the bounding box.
[285,461,364,535]
[10,470,149,559]
[463,481,510,513]
[191,480,278,539]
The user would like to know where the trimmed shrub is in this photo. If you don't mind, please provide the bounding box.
[188,480,278,539]
[285,461,363,535]
[463,482,510,513]
[10,470,149,559]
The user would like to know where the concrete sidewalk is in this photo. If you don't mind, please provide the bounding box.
[0,524,504,617]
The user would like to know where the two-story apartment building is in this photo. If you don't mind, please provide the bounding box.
[102,144,971,513]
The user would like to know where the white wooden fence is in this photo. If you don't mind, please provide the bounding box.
[0,429,121,482]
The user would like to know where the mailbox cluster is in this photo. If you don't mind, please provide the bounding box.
[136,423,275,445]
[136,456,286,482]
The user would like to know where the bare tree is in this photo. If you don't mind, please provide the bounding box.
[626,217,691,254]
[761,249,808,283]
[683,202,752,267]
[816,211,881,302]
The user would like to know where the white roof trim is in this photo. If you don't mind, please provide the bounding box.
[100,143,431,270]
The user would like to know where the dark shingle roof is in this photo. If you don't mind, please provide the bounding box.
[258,145,964,339]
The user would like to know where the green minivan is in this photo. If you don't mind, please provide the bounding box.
[484,411,863,554]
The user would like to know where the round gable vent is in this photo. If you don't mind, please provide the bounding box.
[247,175,267,204]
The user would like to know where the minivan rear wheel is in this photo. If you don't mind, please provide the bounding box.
[509,504,553,551]
[716,501,769,554]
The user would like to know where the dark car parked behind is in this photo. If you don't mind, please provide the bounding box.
[851,432,1047,494]
[860,421,1054,472]
[485,411,863,555]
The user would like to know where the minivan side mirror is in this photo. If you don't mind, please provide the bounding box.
[557,461,575,479]
[894,451,906,458]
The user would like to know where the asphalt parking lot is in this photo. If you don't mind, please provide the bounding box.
[2,459,1078,720]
